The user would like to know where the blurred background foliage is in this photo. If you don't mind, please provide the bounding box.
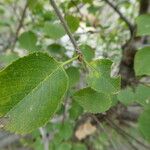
[0,0,150,150]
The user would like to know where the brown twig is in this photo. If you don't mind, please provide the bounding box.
[103,0,134,36]
[49,0,82,56]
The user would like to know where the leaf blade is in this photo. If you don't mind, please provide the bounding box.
[0,52,68,134]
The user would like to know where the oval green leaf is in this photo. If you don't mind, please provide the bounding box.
[0,52,68,134]
[87,59,120,94]
[18,31,37,52]
[73,87,111,113]
[44,22,66,39]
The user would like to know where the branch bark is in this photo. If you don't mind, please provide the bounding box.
[103,0,134,36]
[49,0,82,56]
[11,0,28,51]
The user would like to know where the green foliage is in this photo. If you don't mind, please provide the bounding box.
[134,47,150,76]
[87,59,120,94]
[79,44,95,62]
[136,14,150,36]
[73,87,111,113]
[0,53,68,134]
[135,85,150,107]
[72,143,87,150]
[58,143,72,150]
[65,15,80,32]
[117,87,135,105]
[44,22,66,39]
[69,101,83,119]
[18,31,38,52]
[66,66,80,87]
[47,43,66,55]
[138,108,150,142]
[59,122,73,140]
[0,0,150,148]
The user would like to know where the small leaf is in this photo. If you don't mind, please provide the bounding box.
[134,47,150,76]
[79,44,95,62]
[136,14,150,36]
[47,43,66,54]
[73,87,111,113]
[87,59,120,94]
[65,15,79,32]
[0,52,68,134]
[117,87,135,105]
[135,85,150,107]
[18,31,37,52]
[44,22,65,39]
[138,108,150,142]
[66,66,80,87]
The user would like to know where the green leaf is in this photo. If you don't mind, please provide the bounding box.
[73,87,111,113]
[47,43,66,54]
[110,94,118,107]
[138,108,150,142]
[72,143,87,150]
[79,44,95,62]
[135,85,150,107]
[69,101,83,119]
[136,14,150,36]
[44,22,66,39]
[59,122,73,140]
[134,47,150,76]
[117,87,135,105]
[0,52,68,134]
[65,15,79,32]
[87,59,120,94]
[58,143,72,150]
[66,66,80,87]
[18,31,37,52]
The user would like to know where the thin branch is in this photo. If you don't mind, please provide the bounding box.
[49,0,81,56]
[105,118,150,150]
[11,0,28,51]
[103,0,134,35]
[105,119,139,150]
[90,114,118,150]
